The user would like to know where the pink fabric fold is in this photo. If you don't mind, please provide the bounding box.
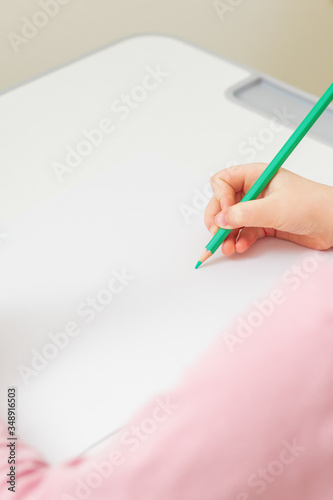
[1,261,333,500]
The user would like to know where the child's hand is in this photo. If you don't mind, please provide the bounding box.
[205,163,333,256]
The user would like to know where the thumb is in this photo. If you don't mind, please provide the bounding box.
[215,198,276,229]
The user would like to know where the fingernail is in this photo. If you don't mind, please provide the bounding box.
[215,212,227,227]
[209,226,217,235]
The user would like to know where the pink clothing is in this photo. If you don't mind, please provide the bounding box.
[1,261,333,500]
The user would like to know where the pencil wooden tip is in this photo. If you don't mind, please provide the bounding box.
[195,249,212,268]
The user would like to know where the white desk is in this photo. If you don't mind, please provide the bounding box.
[0,36,332,463]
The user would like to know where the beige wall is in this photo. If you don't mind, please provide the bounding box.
[1,0,332,96]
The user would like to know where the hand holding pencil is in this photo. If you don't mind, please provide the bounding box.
[196,82,333,268]
[205,164,333,256]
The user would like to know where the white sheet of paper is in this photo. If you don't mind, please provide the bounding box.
[0,152,331,463]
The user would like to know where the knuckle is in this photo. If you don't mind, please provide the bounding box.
[210,174,218,189]
[222,168,232,185]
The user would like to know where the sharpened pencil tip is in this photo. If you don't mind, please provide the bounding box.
[196,249,213,268]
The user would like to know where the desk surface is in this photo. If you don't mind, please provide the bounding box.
[0,36,333,463]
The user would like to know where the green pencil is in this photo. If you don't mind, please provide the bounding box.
[195,82,333,269]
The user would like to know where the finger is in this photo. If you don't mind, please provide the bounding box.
[215,197,278,230]
[235,191,243,204]
[204,196,223,234]
[210,163,269,204]
[221,230,239,256]
[235,227,267,253]
[210,171,236,210]
[234,227,321,254]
